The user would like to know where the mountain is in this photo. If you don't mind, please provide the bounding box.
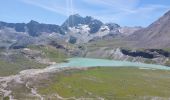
[27,20,65,36]
[0,20,65,37]
[61,14,103,33]
[0,14,141,48]
[129,10,170,48]
[61,14,140,43]
[119,26,142,36]
[62,14,89,28]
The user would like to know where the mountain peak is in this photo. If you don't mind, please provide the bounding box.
[61,14,84,28]
[164,10,170,16]
[68,14,83,20]
[70,14,81,17]
[28,20,39,24]
[85,16,93,20]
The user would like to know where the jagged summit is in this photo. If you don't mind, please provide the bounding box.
[61,14,95,27]
[62,14,85,28]
[28,20,39,24]
[61,14,103,33]
[71,14,81,17]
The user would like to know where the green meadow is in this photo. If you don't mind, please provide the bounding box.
[38,67,170,100]
[0,45,68,76]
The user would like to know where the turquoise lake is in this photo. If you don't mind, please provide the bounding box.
[52,58,170,70]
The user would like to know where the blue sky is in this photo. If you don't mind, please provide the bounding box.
[0,0,170,27]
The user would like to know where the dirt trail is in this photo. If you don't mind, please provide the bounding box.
[0,64,61,100]
[0,62,85,100]
[26,82,44,100]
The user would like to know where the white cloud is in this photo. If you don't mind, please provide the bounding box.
[18,0,170,26]
[81,0,168,15]
[19,0,74,16]
[82,0,140,12]
[80,0,169,26]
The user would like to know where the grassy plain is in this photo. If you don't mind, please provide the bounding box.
[38,67,170,100]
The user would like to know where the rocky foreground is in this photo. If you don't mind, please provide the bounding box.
[0,62,88,100]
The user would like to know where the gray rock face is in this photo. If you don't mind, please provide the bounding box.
[119,26,142,36]
[85,47,170,66]
[0,22,26,32]
[0,14,142,47]
[0,20,65,37]
[62,14,85,28]
[105,23,120,31]
[0,28,32,49]
[129,10,170,48]
[62,14,103,34]
[121,49,170,58]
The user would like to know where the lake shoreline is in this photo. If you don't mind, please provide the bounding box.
[1,57,170,99]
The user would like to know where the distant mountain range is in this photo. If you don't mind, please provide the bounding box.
[0,14,141,49]
[0,20,65,37]
[0,14,139,37]
[2,9,170,49]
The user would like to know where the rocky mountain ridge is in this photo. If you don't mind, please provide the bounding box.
[0,14,141,49]
[129,10,170,48]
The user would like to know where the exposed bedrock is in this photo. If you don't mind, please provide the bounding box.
[121,49,170,58]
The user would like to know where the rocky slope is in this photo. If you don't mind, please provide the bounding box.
[129,10,170,48]
[85,47,170,66]
[119,26,142,36]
